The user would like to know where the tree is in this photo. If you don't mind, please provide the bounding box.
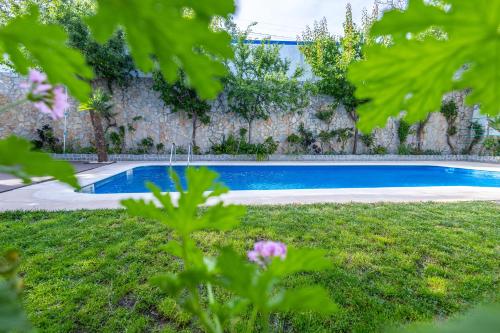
[300,6,364,154]
[413,113,432,152]
[225,26,310,143]
[57,5,134,161]
[440,100,459,153]
[79,89,113,162]
[57,7,135,91]
[153,70,211,151]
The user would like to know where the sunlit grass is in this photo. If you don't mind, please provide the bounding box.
[0,202,498,332]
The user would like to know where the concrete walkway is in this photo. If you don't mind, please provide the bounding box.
[0,161,499,211]
[0,162,105,193]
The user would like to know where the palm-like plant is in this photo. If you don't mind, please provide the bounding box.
[488,117,500,132]
[79,89,113,162]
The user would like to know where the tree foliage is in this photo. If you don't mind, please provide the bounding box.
[225,26,310,142]
[57,6,135,90]
[299,16,362,110]
[348,0,500,132]
[0,5,92,101]
[153,70,211,149]
[87,0,235,100]
[299,8,365,153]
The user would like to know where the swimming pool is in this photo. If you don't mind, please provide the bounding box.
[81,165,500,194]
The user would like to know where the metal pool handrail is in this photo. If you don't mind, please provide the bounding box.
[187,143,192,166]
[169,143,176,166]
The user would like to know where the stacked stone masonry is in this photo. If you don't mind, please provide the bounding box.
[0,72,482,155]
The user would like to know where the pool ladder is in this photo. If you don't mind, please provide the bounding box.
[187,143,192,166]
[169,143,176,167]
[169,142,193,167]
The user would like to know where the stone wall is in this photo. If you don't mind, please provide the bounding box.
[0,71,479,154]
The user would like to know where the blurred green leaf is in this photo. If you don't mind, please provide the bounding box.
[0,6,92,101]
[162,239,204,268]
[267,247,331,277]
[268,286,338,314]
[0,250,32,333]
[216,247,257,298]
[388,303,500,333]
[348,0,500,132]
[212,297,250,326]
[0,250,20,278]
[0,136,79,188]
[152,267,213,298]
[87,0,234,99]
[151,273,183,297]
[0,281,32,333]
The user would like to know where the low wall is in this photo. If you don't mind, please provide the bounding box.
[53,153,500,164]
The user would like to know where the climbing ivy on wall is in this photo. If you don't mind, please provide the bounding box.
[153,70,211,152]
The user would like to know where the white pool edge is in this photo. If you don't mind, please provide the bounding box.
[0,161,499,211]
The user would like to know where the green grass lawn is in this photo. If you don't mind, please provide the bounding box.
[0,202,499,332]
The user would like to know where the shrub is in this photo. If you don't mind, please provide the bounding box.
[373,145,387,155]
[211,133,278,159]
[483,137,500,156]
[315,108,335,124]
[137,137,155,154]
[333,127,353,153]
[78,146,97,154]
[465,121,485,154]
[211,134,240,155]
[297,123,315,151]
[398,144,411,155]
[360,133,374,150]
[397,119,411,144]
[286,133,301,145]
[156,143,165,154]
[32,125,61,153]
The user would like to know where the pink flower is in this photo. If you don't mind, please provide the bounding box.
[28,70,47,84]
[52,86,69,119]
[33,83,52,95]
[247,241,287,266]
[20,69,68,120]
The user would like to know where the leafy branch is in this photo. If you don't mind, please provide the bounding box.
[348,0,499,132]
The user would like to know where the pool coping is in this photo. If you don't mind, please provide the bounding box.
[0,160,499,211]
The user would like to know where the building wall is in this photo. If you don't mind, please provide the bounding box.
[0,71,479,154]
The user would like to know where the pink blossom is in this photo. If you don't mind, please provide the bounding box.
[247,241,287,266]
[33,83,52,95]
[28,70,47,84]
[20,69,68,120]
[33,101,53,116]
[52,86,69,119]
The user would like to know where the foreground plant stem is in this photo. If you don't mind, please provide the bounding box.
[260,310,270,333]
[246,307,258,333]
[181,235,221,333]
[206,282,222,332]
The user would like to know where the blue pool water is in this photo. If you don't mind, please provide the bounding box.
[82,165,500,194]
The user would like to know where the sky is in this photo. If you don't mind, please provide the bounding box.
[233,0,377,40]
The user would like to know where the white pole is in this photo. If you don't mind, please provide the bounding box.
[63,87,68,154]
